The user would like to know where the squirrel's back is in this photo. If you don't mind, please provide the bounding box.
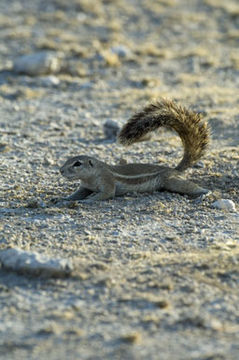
[118,98,210,171]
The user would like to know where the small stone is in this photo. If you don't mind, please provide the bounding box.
[0,143,10,152]
[0,248,73,277]
[212,199,236,212]
[38,75,60,86]
[154,299,170,309]
[0,237,7,245]
[13,51,61,76]
[111,45,132,58]
[43,156,55,166]
[194,161,205,168]
[103,120,119,139]
[120,332,142,344]
[99,50,120,67]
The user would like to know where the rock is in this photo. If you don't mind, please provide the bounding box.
[13,51,61,76]
[194,161,205,168]
[38,75,60,86]
[97,50,120,67]
[111,45,132,58]
[103,120,120,140]
[212,199,236,212]
[0,143,10,152]
[0,237,7,245]
[0,248,73,277]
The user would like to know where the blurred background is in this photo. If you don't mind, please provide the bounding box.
[1,0,239,127]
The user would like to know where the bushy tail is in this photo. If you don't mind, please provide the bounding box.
[118,98,210,171]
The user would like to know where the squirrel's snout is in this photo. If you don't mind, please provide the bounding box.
[60,167,65,175]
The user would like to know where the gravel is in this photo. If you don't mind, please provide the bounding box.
[0,0,238,359]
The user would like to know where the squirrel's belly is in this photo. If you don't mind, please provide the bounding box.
[115,177,162,195]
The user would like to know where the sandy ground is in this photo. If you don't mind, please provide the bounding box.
[0,0,239,359]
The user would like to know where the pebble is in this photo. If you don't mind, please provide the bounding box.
[194,161,205,168]
[0,237,7,244]
[0,248,73,277]
[38,75,60,87]
[0,143,10,153]
[13,51,61,76]
[111,45,132,58]
[103,119,120,140]
[212,199,236,212]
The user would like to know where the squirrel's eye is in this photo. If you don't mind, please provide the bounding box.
[73,161,82,167]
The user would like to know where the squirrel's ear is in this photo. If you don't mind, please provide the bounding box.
[89,159,93,167]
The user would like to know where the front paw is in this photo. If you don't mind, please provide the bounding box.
[49,197,78,208]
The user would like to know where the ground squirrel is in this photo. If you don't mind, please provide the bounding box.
[58,98,210,202]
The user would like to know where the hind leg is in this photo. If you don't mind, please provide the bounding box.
[163,176,208,197]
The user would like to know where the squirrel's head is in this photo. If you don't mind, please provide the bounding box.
[60,155,96,180]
